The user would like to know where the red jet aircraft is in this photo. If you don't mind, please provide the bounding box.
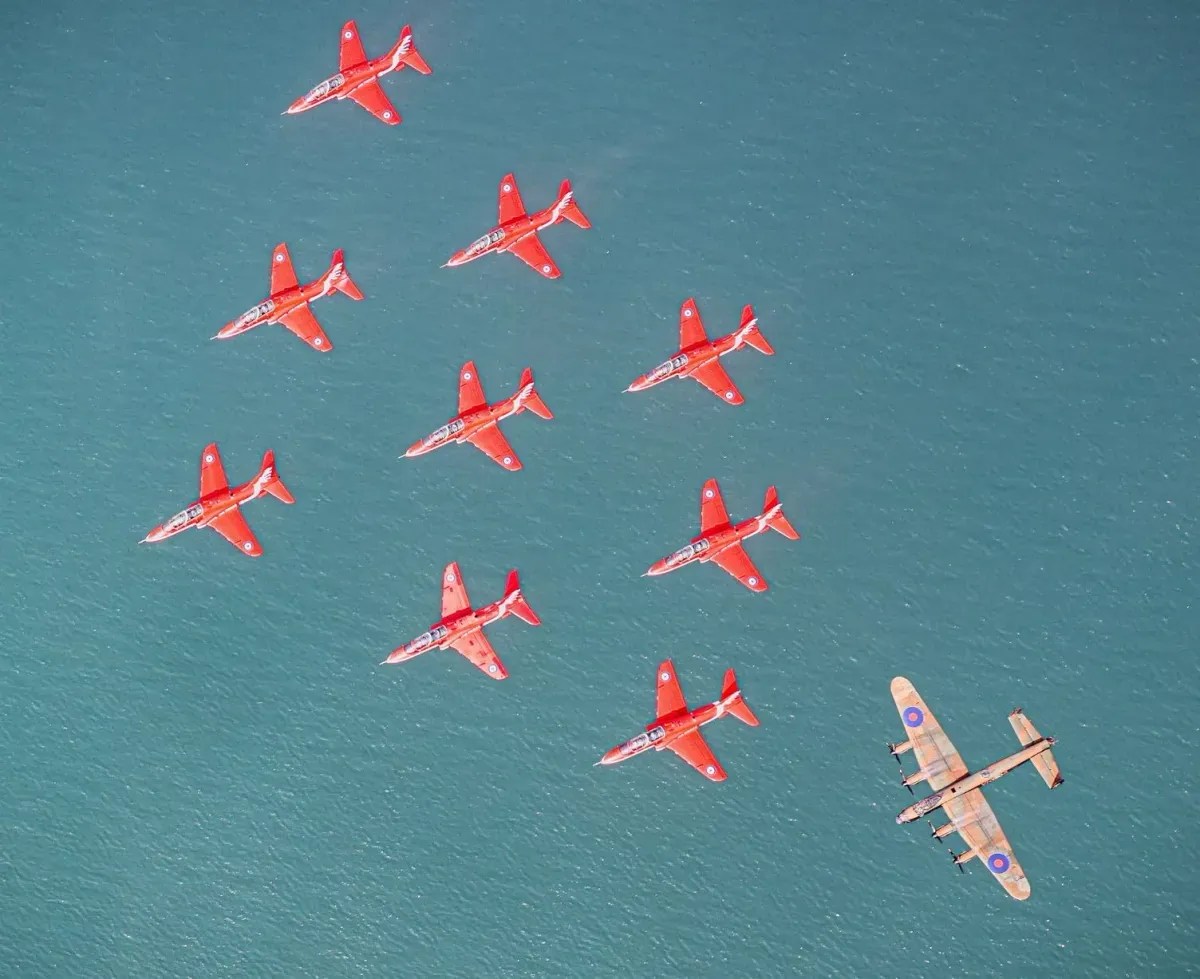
[141,443,295,557]
[645,479,800,592]
[382,562,540,679]
[215,243,363,352]
[598,659,760,781]
[286,22,431,125]
[626,299,774,405]
[404,361,553,471]
[444,173,590,279]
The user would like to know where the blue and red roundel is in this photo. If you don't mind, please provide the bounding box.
[987,852,1011,874]
[903,706,924,728]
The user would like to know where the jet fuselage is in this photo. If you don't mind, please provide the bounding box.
[143,465,277,544]
[627,317,764,394]
[405,382,537,458]
[600,695,736,767]
[646,504,786,578]
[446,196,572,269]
[287,38,412,115]
[217,259,346,340]
[386,592,518,664]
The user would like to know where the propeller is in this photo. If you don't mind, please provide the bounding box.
[886,742,904,767]
[949,850,966,874]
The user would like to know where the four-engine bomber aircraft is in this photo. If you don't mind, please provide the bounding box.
[404,361,553,471]
[888,676,1063,900]
[216,243,363,352]
[286,22,431,125]
[382,563,541,679]
[598,659,759,781]
[444,173,590,279]
[626,299,774,405]
[646,479,800,592]
[141,444,295,557]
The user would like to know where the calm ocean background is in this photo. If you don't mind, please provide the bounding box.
[1,0,1197,976]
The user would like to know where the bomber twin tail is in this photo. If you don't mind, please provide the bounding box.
[646,479,800,592]
[445,173,590,279]
[216,243,363,352]
[888,676,1064,901]
[382,563,541,679]
[404,361,553,471]
[141,443,295,557]
[286,22,431,125]
[626,299,774,405]
[598,659,759,781]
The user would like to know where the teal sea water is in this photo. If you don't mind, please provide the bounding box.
[1,0,1197,975]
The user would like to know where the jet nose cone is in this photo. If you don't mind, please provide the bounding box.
[625,377,649,393]
[285,98,306,115]
[141,527,165,544]
[644,560,668,578]
[383,649,409,665]
[598,747,623,766]
[214,322,239,340]
[403,441,425,459]
[443,252,465,268]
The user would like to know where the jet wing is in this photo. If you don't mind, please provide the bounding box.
[349,78,401,125]
[699,478,731,534]
[655,659,689,721]
[279,303,334,352]
[269,243,299,296]
[679,297,708,350]
[208,507,263,557]
[690,360,744,405]
[466,425,522,471]
[942,788,1032,900]
[441,561,472,619]
[457,361,488,414]
[889,676,969,791]
[338,20,370,71]
[498,173,527,225]
[199,443,229,499]
[448,631,509,679]
[710,542,767,592]
[507,234,561,279]
[667,730,727,782]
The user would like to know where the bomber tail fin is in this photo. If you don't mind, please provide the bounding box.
[555,180,591,229]
[328,249,364,300]
[516,367,554,420]
[503,569,541,626]
[259,450,296,504]
[738,305,775,355]
[391,25,432,74]
[762,486,800,540]
[1008,708,1063,788]
[719,668,760,726]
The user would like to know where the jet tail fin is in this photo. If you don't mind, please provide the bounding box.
[392,25,432,74]
[259,450,296,504]
[1008,708,1064,788]
[720,668,760,726]
[762,486,800,540]
[556,180,591,229]
[329,249,364,300]
[739,305,775,355]
[516,367,553,420]
[504,569,541,626]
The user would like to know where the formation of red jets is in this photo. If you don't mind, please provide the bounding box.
[140,19,802,783]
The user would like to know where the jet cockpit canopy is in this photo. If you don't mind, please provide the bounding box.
[305,74,345,102]
[668,538,709,565]
[163,503,203,532]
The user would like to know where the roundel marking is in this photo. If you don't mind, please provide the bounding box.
[747,576,759,587]
[724,390,735,400]
[463,370,472,380]
[242,542,253,551]
[903,706,924,728]
[383,111,392,120]
[503,183,512,192]
[313,337,323,346]
[542,264,552,274]
[344,30,354,39]
[445,570,456,584]
[705,765,716,775]
[205,453,214,463]
[503,456,513,466]
[488,664,498,673]
[683,307,693,317]
[705,488,715,499]
[660,670,671,682]
[987,852,1011,874]
[275,252,285,263]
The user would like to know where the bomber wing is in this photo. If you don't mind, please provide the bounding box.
[338,21,370,71]
[654,659,689,721]
[269,243,300,296]
[497,173,527,225]
[508,234,561,279]
[448,631,508,680]
[890,676,968,790]
[466,425,521,471]
[942,789,1031,900]
[679,298,708,350]
[690,360,744,405]
[441,562,472,620]
[208,507,263,557]
[349,78,401,125]
[667,730,727,782]
[710,542,767,592]
[457,362,488,414]
[199,443,229,499]
[279,303,334,352]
